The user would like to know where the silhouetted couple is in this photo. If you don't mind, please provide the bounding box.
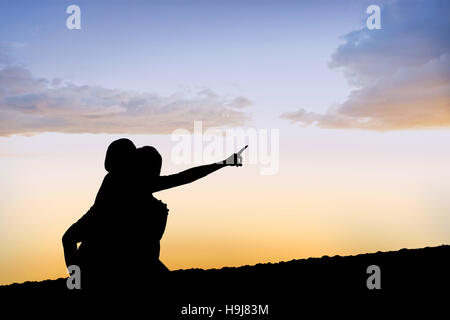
[62,139,245,291]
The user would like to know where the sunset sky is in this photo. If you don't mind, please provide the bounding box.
[1,0,449,285]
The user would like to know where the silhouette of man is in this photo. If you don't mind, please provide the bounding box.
[127,145,245,275]
[62,139,245,290]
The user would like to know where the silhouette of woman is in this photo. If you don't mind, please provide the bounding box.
[62,139,245,290]
[62,138,137,289]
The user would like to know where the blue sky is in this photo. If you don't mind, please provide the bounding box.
[0,0,372,130]
[2,0,448,135]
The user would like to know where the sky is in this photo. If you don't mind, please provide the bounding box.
[0,0,449,285]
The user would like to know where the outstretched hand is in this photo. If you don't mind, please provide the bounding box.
[221,145,248,166]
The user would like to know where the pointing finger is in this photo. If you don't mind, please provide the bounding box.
[237,145,248,155]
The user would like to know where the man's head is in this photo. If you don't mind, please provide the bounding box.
[136,146,162,177]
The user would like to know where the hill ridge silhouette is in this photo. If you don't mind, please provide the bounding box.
[2,245,448,317]
[2,244,448,289]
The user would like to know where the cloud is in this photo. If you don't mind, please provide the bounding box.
[282,0,450,131]
[0,55,251,137]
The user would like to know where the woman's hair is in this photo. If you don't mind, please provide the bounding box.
[104,138,136,173]
[136,146,162,176]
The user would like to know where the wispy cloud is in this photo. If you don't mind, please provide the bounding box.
[282,0,450,131]
[0,51,250,136]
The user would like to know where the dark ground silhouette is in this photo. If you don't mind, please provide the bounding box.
[2,245,448,317]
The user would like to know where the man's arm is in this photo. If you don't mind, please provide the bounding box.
[153,163,225,192]
[152,147,246,192]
